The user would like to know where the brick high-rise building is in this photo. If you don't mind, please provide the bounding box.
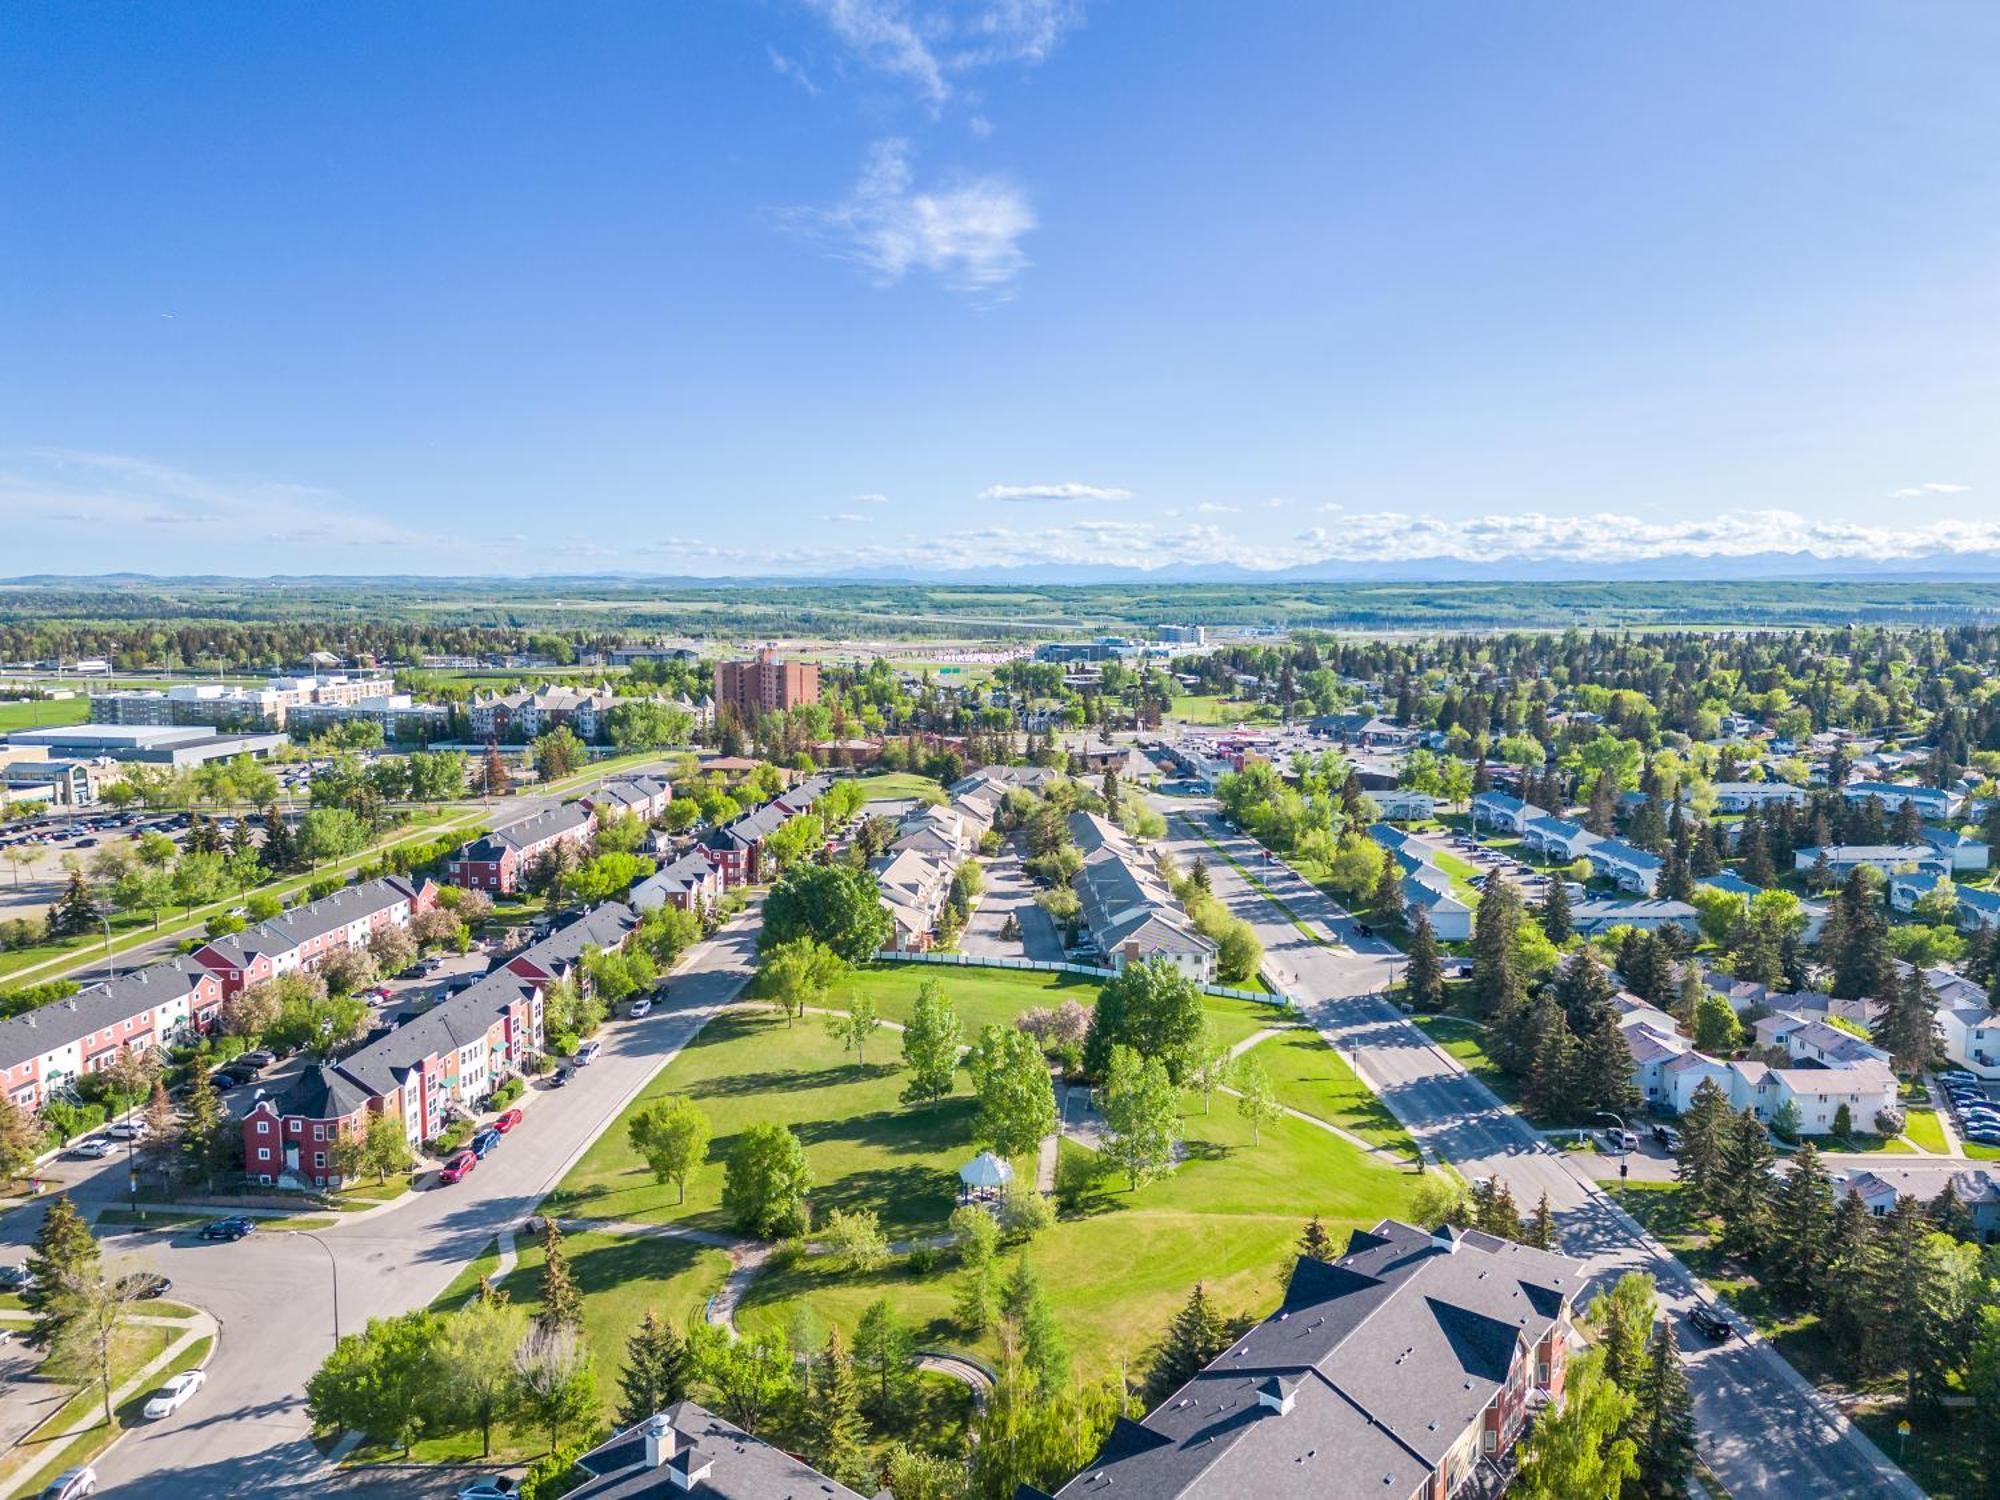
[715,647,818,722]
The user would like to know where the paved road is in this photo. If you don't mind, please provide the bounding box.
[0,908,763,1498]
[1154,794,1920,1500]
[959,839,1063,962]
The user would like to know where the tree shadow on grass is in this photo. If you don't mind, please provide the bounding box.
[789,1096,979,1158]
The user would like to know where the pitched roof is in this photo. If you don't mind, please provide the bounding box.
[0,962,211,1072]
[335,968,541,1098]
[201,875,425,966]
[271,1062,374,1122]
[456,802,593,862]
[567,1399,870,1499]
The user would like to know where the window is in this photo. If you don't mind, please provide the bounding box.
[312,1125,324,1141]
[257,1147,271,1162]
[1483,1429,1497,1454]
[257,1120,271,1134]
[314,1152,325,1169]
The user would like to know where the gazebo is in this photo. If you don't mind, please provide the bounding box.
[958,1151,1014,1200]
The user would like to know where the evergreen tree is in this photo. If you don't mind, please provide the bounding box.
[1001,1253,1070,1388]
[1739,809,1776,886]
[1659,833,1694,903]
[1870,1194,1977,1409]
[1674,1077,1732,1216]
[1928,1180,1976,1241]
[1766,1140,1835,1307]
[854,1297,916,1425]
[615,1309,690,1427]
[1715,1109,1776,1259]
[1487,989,1545,1076]
[1371,855,1401,919]
[802,1327,872,1492]
[1553,948,1615,1032]
[1819,1191,1881,1371]
[1629,1320,1697,1500]
[1874,965,1945,1078]
[1593,1272,1657,1392]
[1523,1003,1580,1121]
[1619,931,1675,1006]
[1297,1215,1336,1262]
[1829,869,1889,1000]
[1146,1282,1230,1402]
[1526,1191,1557,1250]
[47,872,101,939]
[1538,872,1572,945]
[1404,908,1445,1010]
[1573,1002,1640,1119]
[23,1196,99,1355]
[1469,875,1525,1017]
[536,1221,583,1334]
[259,803,295,872]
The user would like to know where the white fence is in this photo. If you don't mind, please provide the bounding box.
[869,949,1287,1008]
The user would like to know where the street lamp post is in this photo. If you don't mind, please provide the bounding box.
[101,915,113,984]
[292,1229,342,1346]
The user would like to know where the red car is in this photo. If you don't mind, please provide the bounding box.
[439,1149,479,1185]
[492,1108,524,1134]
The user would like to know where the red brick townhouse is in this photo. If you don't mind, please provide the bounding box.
[0,962,223,1111]
[1042,1220,1584,1500]
[503,901,641,991]
[243,966,546,1172]
[444,801,595,895]
[582,775,672,825]
[190,874,437,1000]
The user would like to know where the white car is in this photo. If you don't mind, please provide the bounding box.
[142,1370,205,1420]
[70,1139,114,1159]
[628,997,653,1019]
[455,1482,518,1500]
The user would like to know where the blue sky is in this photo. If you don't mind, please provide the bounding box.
[4,1,1998,576]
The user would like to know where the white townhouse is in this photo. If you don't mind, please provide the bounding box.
[1521,815,1600,864]
[1584,837,1663,895]
[1919,825,1991,872]
[1369,789,1437,821]
[1469,791,1531,835]
[1569,899,1698,937]
[1793,844,1949,880]
[1842,781,1958,821]
[1709,781,1807,813]
[1401,866,1473,942]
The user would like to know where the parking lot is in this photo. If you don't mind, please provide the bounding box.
[1935,1069,1998,1146]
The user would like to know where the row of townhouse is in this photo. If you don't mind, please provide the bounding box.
[0,963,223,1111]
[189,874,438,999]
[1794,844,1950,882]
[1710,781,1808,812]
[1930,967,2000,1080]
[1370,824,1473,940]
[445,801,596,894]
[1067,810,1218,980]
[1835,1167,2000,1241]
[1622,1004,1899,1136]
[696,773,832,887]
[874,790,998,950]
[1842,780,1959,821]
[241,901,644,1184]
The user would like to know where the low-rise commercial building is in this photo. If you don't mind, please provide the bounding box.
[5,723,289,767]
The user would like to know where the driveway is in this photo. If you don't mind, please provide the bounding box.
[1151,793,1921,1500]
[959,842,1064,962]
[0,908,764,1498]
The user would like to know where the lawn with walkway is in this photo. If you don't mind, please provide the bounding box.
[1411,1014,1518,1103]
[1903,1107,1949,1154]
[1240,1028,1418,1155]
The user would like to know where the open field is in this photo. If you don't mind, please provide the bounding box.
[0,698,91,733]
[1242,1027,1418,1154]
[854,771,948,804]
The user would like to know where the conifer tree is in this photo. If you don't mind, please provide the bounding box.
[1766,1140,1835,1307]
[1146,1282,1230,1402]
[1297,1215,1336,1262]
[1553,948,1614,1033]
[1739,808,1776,887]
[1404,908,1444,1010]
[802,1327,871,1492]
[1538,872,1571,945]
[1592,1272,1657,1392]
[1469,875,1524,1017]
[536,1221,583,1334]
[1523,1004,1579,1122]
[1928,1179,1976,1241]
[24,1195,100,1354]
[854,1297,916,1423]
[47,872,101,939]
[1819,1191,1880,1370]
[1874,965,1945,1078]
[1715,1109,1776,1259]
[615,1309,690,1427]
[1573,1002,1640,1119]
[1371,854,1401,920]
[1526,1191,1557,1250]
[1673,1078,1732,1216]
[1629,1320,1697,1500]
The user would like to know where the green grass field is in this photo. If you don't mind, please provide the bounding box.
[1412,1015,1518,1103]
[1242,1028,1418,1155]
[0,698,91,733]
[855,771,947,804]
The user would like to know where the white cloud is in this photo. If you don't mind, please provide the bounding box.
[1264,497,1294,509]
[767,46,821,95]
[826,511,869,522]
[799,0,1085,104]
[979,481,1133,502]
[1317,502,1345,514]
[788,139,1035,297]
[1196,501,1237,514]
[1890,482,1971,498]
[852,492,892,504]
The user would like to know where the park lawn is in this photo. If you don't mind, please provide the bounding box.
[1963,1140,2000,1163]
[856,772,947,805]
[742,1097,1425,1380]
[1242,1029,1418,1155]
[8,1332,212,1500]
[1903,1107,1949,1154]
[845,964,1286,1052]
[0,698,90,733]
[1414,1016,1519,1104]
[543,1009,988,1235]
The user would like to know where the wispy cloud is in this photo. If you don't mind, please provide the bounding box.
[1890,482,1971,498]
[786,139,1035,297]
[1196,501,1237,514]
[826,511,869,522]
[1264,497,1294,509]
[767,45,821,95]
[979,481,1133,502]
[852,492,892,504]
[798,0,1085,105]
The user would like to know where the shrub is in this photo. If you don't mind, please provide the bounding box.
[906,1243,940,1276]
[998,1182,1055,1240]
[519,1442,587,1500]
[1832,1102,1853,1138]
[768,1237,806,1275]
[426,1120,474,1157]
[39,1100,107,1145]
[489,1077,525,1107]
[1874,1108,1906,1136]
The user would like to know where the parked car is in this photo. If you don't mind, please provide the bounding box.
[471,1129,502,1159]
[492,1108,525,1134]
[547,1068,570,1089]
[38,1467,96,1499]
[142,1370,205,1420]
[1651,1124,1681,1150]
[1687,1304,1735,1341]
[103,1120,148,1142]
[1940,1069,1978,1083]
[1600,1128,1640,1154]
[439,1150,479,1185]
[456,1479,518,1500]
[628,996,653,1019]
[238,1050,275,1070]
[574,1039,603,1066]
[208,1072,240,1092]
[0,1265,36,1292]
[69,1138,114,1160]
[119,1272,172,1300]
[199,1217,256,1242]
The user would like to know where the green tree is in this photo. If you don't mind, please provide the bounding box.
[536,1220,584,1334]
[1539,872,1573,945]
[1869,1196,1983,1409]
[825,994,883,1067]
[1673,1077,1732,1215]
[1715,1108,1776,1259]
[511,1322,597,1456]
[722,1122,813,1238]
[615,1308,691,1427]
[821,1206,891,1274]
[628,1096,711,1204]
[1629,1320,1697,1500]
[758,862,891,962]
[532,726,588,782]
[1765,1139,1835,1307]
[801,1327,872,1492]
[434,1297,526,1456]
[1233,1055,1282,1145]
[1591,1272,1657,1392]
[23,1196,101,1361]
[854,1296,916,1425]
[1469,874,1525,1016]
[1873,964,1946,1078]
[1513,1348,1638,1500]
[304,1311,444,1456]
[1405,907,1445,1009]
[1145,1281,1229,1402]
[1101,1044,1181,1189]
[899,979,962,1106]
[758,936,848,1027]
[1692,991,1742,1053]
[1083,957,1207,1083]
[967,1023,1058,1157]
[1001,1253,1070,1387]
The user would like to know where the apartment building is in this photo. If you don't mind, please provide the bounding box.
[1842,781,1958,821]
[0,963,223,1111]
[1469,791,1532,835]
[284,694,449,742]
[89,674,399,732]
[713,647,819,723]
[190,875,438,999]
[444,802,595,894]
[1045,1221,1583,1500]
[1710,781,1808,812]
[466,684,619,744]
